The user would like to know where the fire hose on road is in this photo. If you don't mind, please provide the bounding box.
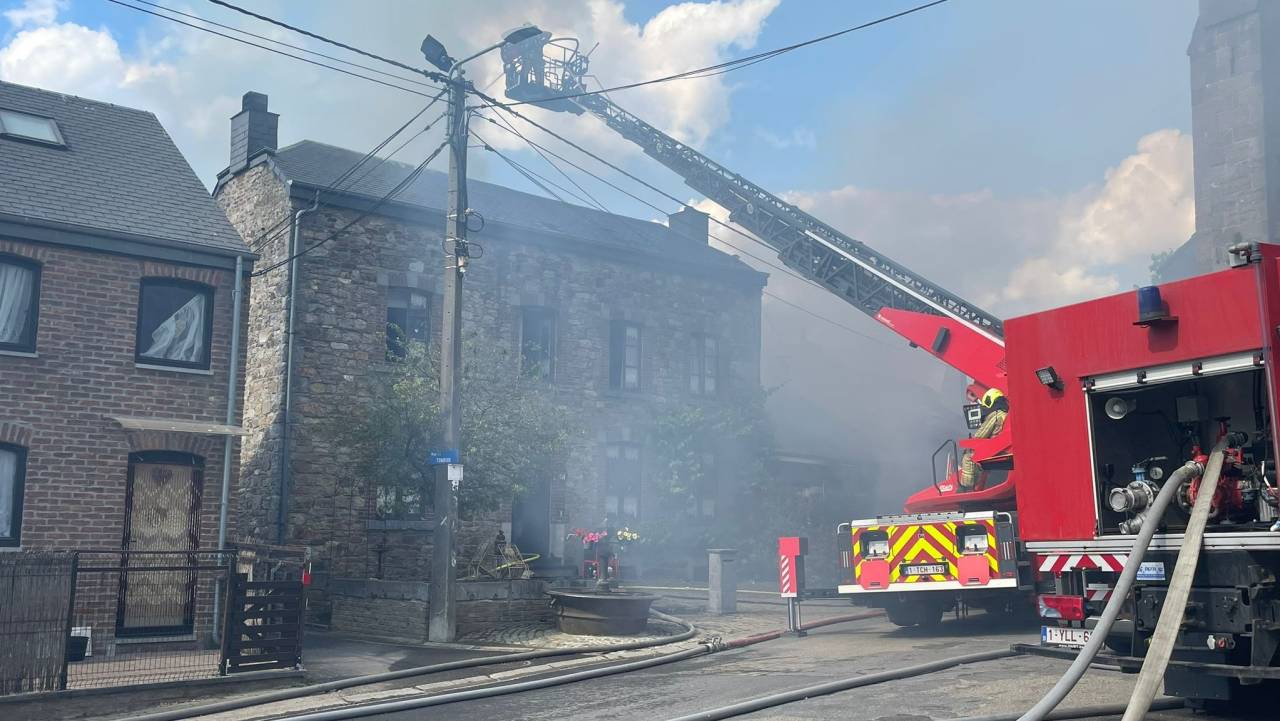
[121,609,882,721]
[256,610,883,721]
[1015,439,1228,721]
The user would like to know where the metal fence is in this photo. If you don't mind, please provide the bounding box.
[0,552,77,695]
[0,546,308,696]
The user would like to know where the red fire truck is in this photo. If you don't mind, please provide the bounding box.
[502,34,1280,704]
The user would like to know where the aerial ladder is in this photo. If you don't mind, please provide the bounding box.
[502,34,1013,514]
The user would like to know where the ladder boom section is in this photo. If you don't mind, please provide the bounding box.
[573,93,1004,344]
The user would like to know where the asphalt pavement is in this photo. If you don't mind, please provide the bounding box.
[352,612,1207,721]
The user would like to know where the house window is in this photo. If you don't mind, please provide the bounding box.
[520,307,556,380]
[0,255,40,353]
[386,288,430,360]
[136,279,214,370]
[0,109,64,146]
[609,321,641,391]
[689,334,719,395]
[376,484,425,520]
[605,443,641,522]
[0,443,26,547]
[691,452,717,518]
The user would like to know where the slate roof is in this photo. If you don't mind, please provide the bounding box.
[0,81,248,256]
[268,140,759,274]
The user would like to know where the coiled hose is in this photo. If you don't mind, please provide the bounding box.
[1017,440,1225,721]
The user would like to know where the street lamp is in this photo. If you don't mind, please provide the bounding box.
[421,24,544,74]
[420,23,542,644]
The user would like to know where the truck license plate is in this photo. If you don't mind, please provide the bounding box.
[901,563,947,576]
[1042,626,1091,648]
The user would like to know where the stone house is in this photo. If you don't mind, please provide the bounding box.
[214,92,766,588]
[0,81,251,636]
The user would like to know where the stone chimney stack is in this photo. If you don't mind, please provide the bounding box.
[668,206,710,245]
[229,91,278,169]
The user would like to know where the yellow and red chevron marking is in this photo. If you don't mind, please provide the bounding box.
[849,518,999,586]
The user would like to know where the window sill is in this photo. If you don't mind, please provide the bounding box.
[366,519,434,531]
[0,349,37,358]
[135,362,214,376]
[114,633,196,645]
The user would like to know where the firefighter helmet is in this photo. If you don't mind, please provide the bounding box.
[980,388,1006,410]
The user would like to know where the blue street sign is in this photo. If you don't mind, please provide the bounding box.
[429,449,460,465]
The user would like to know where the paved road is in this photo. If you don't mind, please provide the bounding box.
[360,612,1175,721]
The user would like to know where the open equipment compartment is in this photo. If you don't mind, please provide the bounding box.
[1086,355,1276,536]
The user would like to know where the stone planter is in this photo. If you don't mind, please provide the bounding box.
[546,590,657,635]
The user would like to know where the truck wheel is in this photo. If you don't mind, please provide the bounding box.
[886,601,944,627]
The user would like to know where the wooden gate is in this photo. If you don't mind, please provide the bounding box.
[219,573,303,674]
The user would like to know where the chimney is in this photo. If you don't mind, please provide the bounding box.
[229,91,278,169]
[668,206,710,245]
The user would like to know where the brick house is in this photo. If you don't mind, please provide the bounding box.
[0,80,251,636]
[214,93,766,589]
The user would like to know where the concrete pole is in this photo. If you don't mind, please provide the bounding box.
[707,548,737,615]
[428,69,468,643]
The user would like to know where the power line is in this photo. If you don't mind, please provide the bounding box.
[472,110,895,349]
[205,0,446,83]
[472,129,566,203]
[479,0,950,109]
[249,98,447,252]
[473,103,817,279]
[472,128,605,208]
[487,110,608,212]
[102,0,441,97]
[251,137,450,277]
[130,0,439,91]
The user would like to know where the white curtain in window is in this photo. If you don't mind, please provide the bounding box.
[144,294,205,362]
[0,448,15,538]
[0,263,33,343]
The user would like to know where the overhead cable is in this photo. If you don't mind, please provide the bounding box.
[101,0,442,97]
[251,137,450,277]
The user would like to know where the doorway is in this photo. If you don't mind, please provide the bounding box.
[511,476,551,566]
[117,451,204,637]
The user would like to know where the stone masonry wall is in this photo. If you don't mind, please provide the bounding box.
[217,160,765,583]
[0,237,247,551]
[215,163,294,544]
[1189,2,1269,270]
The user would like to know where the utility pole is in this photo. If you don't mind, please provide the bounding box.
[420,23,543,643]
[428,65,468,643]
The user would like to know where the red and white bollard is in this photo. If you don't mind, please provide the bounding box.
[778,536,808,636]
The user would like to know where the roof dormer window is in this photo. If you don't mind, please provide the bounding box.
[0,109,64,146]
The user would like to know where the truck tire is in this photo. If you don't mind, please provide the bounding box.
[886,600,944,628]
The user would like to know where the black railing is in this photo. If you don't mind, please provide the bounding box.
[0,546,307,696]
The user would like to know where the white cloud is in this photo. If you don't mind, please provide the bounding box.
[779,129,1194,316]
[0,21,175,99]
[755,126,815,150]
[4,0,63,28]
[0,0,781,188]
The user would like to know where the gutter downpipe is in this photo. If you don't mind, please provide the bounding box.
[214,253,245,635]
[278,187,319,544]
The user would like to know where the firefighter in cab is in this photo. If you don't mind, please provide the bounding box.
[959,388,1008,491]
